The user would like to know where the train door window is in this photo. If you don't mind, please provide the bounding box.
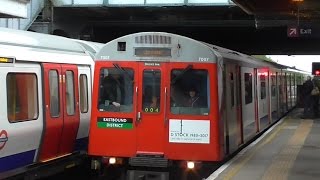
[79,74,88,113]
[7,73,38,122]
[49,70,60,117]
[236,67,241,106]
[292,74,296,97]
[279,74,282,96]
[65,71,75,115]
[244,73,253,104]
[271,75,276,97]
[170,69,209,115]
[260,75,266,99]
[287,74,290,97]
[98,68,134,112]
[230,72,234,107]
[142,69,161,113]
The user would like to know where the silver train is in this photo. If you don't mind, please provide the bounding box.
[0,27,103,179]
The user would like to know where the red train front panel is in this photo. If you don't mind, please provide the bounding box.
[89,61,220,162]
[164,62,221,161]
[89,32,223,164]
[89,61,138,157]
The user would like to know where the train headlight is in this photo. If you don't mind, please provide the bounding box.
[109,157,116,164]
[187,161,195,169]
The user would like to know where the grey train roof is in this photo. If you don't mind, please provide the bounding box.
[95,31,306,73]
[73,39,104,57]
[73,39,104,54]
[203,42,306,73]
[95,32,217,63]
[0,27,87,54]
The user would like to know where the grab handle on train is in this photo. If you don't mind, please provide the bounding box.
[137,111,141,124]
[164,87,168,126]
[135,86,141,125]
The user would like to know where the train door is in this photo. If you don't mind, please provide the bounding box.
[241,67,256,142]
[292,74,296,106]
[279,71,286,115]
[165,62,213,160]
[90,62,137,157]
[136,62,166,154]
[225,64,240,154]
[76,66,92,150]
[270,71,278,122]
[286,72,290,111]
[39,63,80,161]
[257,69,269,130]
[287,73,292,109]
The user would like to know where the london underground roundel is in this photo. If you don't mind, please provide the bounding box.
[0,130,8,150]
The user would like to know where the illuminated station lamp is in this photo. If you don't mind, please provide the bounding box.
[312,62,320,76]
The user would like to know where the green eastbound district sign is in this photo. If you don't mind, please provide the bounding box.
[97,117,133,129]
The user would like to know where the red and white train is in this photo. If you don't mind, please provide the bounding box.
[0,27,102,179]
[88,32,308,179]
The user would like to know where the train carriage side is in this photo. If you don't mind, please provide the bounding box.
[208,48,275,155]
[89,32,224,171]
[0,27,98,179]
[208,46,305,157]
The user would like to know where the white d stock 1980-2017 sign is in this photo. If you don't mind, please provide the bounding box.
[169,119,210,144]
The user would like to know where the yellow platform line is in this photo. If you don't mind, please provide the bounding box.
[221,119,289,180]
[261,119,313,180]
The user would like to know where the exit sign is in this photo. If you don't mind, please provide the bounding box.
[287,26,313,38]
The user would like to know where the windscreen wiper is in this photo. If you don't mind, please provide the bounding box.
[113,63,133,82]
[171,64,193,85]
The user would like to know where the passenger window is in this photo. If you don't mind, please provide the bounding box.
[7,73,38,122]
[142,69,161,113]
[230,73,234,107]
[260,75,266,99]
[170,69,209,115]
[79,74,88,113]
[271,75,276,97]
[98,67,134,112]
[49,70,60,117]
[244,73,252,104]
[65,71,75,115]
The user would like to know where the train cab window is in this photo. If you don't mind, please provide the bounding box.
[260,75,266,99]
[49,70,60,117]
[7,73,38,122]
[65,71,75,115]
[79,74,88,113]
[98,67,134,112]
[170,69,209,115]
[245,73,253,104]
[142,69,161,113]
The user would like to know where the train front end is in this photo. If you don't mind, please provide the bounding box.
[89,32,222,175]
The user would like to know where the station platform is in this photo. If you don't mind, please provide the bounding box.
[207,108,320,180]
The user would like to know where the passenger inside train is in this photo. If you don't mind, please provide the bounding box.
[170,69,209,115]
[185,87,203,107]
[99,68,134,112]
